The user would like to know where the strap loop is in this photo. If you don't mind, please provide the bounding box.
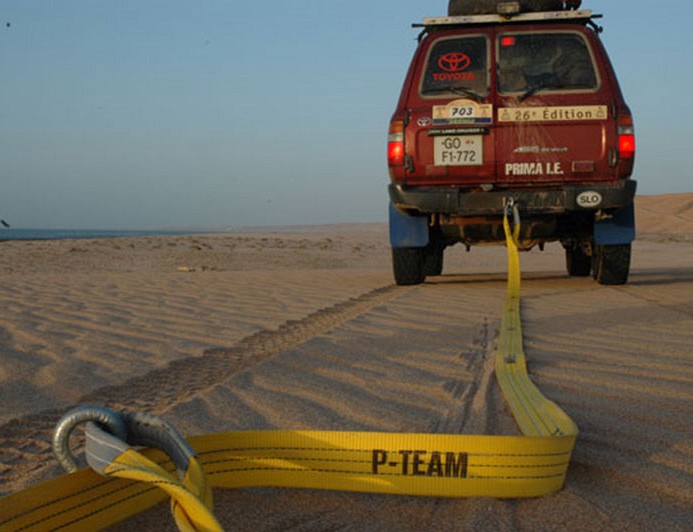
[52,405,127,473]
[53,405,201,483]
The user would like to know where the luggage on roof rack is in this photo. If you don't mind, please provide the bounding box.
[420,9,594,28]
[448,0,564,16]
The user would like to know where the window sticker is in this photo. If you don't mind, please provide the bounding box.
[499,105,607,123]
[433,98,493,125]
[435,52,474,81]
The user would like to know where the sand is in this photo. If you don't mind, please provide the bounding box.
[0,193,691,530]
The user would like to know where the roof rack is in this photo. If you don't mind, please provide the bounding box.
[415,10,599,28]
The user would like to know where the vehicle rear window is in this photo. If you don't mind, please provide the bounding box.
[421,36,488,97]
[498,32,598,95]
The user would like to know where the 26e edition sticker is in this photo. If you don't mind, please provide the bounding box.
[499,105,608,123]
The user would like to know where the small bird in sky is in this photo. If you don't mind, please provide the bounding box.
[1,220,10,228]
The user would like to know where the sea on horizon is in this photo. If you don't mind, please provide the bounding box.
[0,228,203,241]
[0,223,385,241]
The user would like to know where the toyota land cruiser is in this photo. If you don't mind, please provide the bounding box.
[387,1,636,285]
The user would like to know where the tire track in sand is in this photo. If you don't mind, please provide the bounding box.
[0,284,406,494]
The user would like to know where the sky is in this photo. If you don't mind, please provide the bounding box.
[1,1,691,230]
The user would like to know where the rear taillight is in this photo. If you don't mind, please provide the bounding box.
[388,120,405,167]
[618,114,635,159]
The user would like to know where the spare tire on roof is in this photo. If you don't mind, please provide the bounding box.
[448,0,564,16]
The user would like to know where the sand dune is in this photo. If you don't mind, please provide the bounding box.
[0,194,692,530]
[637,192,693,241]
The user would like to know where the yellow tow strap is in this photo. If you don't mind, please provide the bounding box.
[0,210,578,531]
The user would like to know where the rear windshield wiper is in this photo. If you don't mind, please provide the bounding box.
[423,85,485,102]
[520,82,591,101]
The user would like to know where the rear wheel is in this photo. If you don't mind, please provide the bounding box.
[593,244,631,285]
[565,244,591,277]
[392,247,426,286]
[424,244,444,277]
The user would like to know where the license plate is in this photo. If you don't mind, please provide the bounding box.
[434,135,483,166]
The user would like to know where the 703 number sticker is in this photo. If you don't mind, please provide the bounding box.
[432,99,493,125]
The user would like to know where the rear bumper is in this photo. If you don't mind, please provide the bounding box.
[388,180,637,216]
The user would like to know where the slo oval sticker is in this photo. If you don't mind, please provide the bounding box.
[577,191,603,208]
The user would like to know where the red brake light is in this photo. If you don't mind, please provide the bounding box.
[388,120,405,167]
[388,142,404,167]
[500,36,516,47]
[619,134,636,159]
[618,114,635,159]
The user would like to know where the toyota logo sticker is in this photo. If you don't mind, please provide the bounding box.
[438,52,470,73]
[432,51,476,82]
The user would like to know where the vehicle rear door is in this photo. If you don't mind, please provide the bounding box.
[494,27,617,186]
[404,30,496,187]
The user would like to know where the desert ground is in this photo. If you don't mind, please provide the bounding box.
[0,193,691,530]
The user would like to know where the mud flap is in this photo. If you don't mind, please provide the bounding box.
[594,202,635,245]
[389,203,429,248]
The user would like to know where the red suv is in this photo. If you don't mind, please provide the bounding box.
[387,1,636,285]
